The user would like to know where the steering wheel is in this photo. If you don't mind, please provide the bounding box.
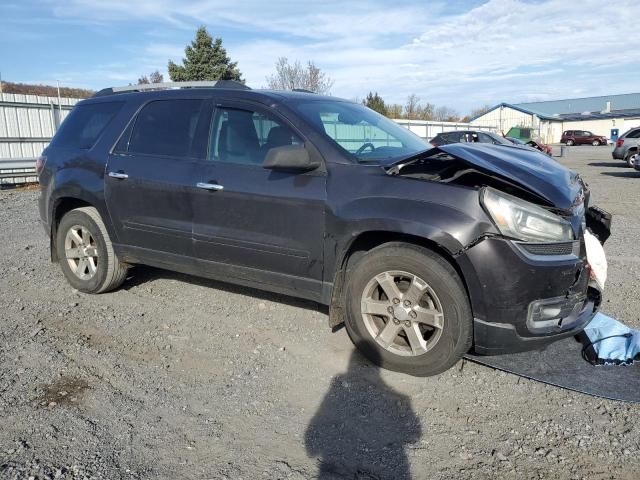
[355,143,376,155]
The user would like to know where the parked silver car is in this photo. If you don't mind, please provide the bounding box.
[612,127,640,167]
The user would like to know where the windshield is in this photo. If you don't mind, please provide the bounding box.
[293,100,429,162]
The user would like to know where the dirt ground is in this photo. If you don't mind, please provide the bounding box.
[1,146,639,479]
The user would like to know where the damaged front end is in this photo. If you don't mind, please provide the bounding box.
[384,143,612,354]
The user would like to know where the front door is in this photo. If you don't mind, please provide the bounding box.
[105,97,209,257]
[191,102,327,299]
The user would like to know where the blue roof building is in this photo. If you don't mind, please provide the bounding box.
[470,93,640,143]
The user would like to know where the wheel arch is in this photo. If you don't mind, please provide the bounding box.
[327,230,475,329]
[49,195,114,262]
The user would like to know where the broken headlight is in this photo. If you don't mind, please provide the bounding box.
[481,188,573,243]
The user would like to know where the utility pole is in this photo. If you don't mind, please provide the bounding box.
[56,80,62,131]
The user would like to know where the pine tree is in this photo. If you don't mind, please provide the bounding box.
[168,26,243,82]
[363,92,387,116]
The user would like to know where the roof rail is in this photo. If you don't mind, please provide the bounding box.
[292,88,316,94]
[93,80,250,97]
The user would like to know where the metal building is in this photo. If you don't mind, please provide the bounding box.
[470,93,640,143]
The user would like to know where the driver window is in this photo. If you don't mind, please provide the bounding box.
[208,107,301,165]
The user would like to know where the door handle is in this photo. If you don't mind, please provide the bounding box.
[108,171,129,180]
[196,182,224,191]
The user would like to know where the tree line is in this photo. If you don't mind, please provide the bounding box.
[0,26,491,120]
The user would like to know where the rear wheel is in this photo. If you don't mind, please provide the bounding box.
[625,150,637,167]
[56,207,128,293]
[343,243,473,376]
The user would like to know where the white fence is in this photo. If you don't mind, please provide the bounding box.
[393,119,497,140]
[0,93,82,184]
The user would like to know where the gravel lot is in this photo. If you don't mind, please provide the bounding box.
[1,146,639,479]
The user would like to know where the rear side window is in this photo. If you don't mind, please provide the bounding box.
[626,129,640,138]
[128,99,205,158]
[50,102,123,150]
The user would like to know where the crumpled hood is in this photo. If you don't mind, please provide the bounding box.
[387,143,584,210]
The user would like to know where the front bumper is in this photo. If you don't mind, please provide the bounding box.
[458,235,598,355]
[473,299,596,355]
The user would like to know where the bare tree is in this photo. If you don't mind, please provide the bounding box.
[386,104,403,119]
[416,103,435,120]
[266,57,334,95]
[149,70,164,83]
[404,94,421,120]
[433,105,460,122]
[138,70,164,85]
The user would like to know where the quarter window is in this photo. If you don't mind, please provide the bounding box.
[50,102,123,150]
[208,107,301,165]
[626,129,640,138]
[128,99,205,158]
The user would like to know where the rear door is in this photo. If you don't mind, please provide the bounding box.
[575,131,587,144]
[105,97,209,257]
[191,100,327,298]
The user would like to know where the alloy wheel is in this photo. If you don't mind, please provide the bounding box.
[360,270,444,357]
[64,225,99,280]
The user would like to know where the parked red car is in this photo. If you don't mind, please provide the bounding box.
[561,130,607,146]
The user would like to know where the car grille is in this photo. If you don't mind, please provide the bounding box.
[520,241,577,256]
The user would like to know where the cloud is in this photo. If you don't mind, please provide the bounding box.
[21,0,640,112]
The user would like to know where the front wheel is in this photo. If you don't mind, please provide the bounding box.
[625,150,638,168]
[344,243,473,376]
[566,139,575,146]
[56,207,128,293]
[592,140,601,146]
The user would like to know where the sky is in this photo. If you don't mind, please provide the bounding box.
[2,0,640,115]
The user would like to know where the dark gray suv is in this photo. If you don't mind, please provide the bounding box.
[37,81,611,376]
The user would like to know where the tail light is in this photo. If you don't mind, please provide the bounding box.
[35,155,47,175]
[616,138,624,148]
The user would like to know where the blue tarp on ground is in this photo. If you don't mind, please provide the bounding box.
[582,313,640,365]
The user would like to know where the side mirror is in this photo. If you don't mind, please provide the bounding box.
[263,144,320,171]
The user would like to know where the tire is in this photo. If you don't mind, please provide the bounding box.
[343,243,473,377]
[566,139,574,146]
[625,150,637,168]
[56,207,128,293]
[592,140,600,146]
